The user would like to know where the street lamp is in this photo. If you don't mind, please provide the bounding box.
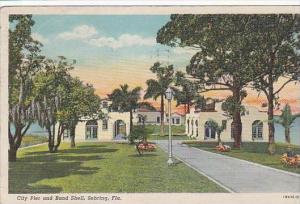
[165,87,174,166]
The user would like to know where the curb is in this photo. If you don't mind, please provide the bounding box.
[191,146,300,178]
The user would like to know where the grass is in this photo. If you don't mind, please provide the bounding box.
[185,141,300,174]
[20,135,48,148]
[9,142,226,193]
[144,125,190,140]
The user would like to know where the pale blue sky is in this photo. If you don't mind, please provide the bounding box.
[31,15,194,68]
[26,15,196,97]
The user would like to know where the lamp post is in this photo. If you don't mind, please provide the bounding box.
[165,87,174,166]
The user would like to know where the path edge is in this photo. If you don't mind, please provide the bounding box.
[157,143,235,193]
[187,144,300,178]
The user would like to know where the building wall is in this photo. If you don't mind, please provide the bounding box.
[166,113,185,126]
[133,111,161,125]
[186,105,268,142]
[63,111,131,142]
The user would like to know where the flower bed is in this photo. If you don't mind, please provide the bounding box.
[137,143,156,152]
[280,153,300,167]
[216,144,231,152]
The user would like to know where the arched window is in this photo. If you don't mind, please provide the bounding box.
[191,120,194,135]
[252,120,263,139]
[204,121,216,140]
[86,120,98,139]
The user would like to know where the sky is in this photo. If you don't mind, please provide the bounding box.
[29,15,300,114]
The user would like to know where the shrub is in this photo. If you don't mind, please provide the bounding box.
[129,126,147,144]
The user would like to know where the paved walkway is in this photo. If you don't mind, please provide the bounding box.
[157,140,300,193]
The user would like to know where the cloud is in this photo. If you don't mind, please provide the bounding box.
[172,47,197,56]
[32,32,49,44]
[58,25,156,49]
[88,34,155,49]
[58,25,98,40]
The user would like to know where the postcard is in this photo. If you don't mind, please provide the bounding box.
[0,5,299,204]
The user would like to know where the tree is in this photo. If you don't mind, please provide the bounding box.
[8,15,44,161]
[273,104,300,144]
[221,94,247,118]
[144,62,174,136]
[249,15,300,154]
[109,84,142,138]
[32,57,75,152]
[130,125,147,155]
[61,78,102,148]
[173,71,200,114]
[157,15,258,148]
[206,119,226,145]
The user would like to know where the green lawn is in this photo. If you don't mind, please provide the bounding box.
[9,142,226,193]
[144,125,190,140]
[185,141,300,174]
[20,135,48,148]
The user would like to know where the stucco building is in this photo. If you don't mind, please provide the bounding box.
[134,108,185,126]
[185,101,268,142]
[62,99,131,141]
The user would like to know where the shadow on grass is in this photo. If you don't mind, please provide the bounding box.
[9,145,118,193]
[9,160,99,193]
[128,153,158,157]
[24,146,118,156]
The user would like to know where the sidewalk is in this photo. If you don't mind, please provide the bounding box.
[157,140,300,193]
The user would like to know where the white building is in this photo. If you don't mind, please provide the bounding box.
[166,112,185,126]
[185,102,268,142]
[134,109,185,126]
[62,99,131,142]
[134,108,162,125]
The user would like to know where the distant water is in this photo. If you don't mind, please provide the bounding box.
[274,117,300,145]
[10,122,48,137]
[9,117,300,145]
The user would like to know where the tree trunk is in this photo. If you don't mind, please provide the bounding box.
[187,103,190,114]
[217,133,221,145]
[47,131,54,152]
[285,127,291,144]
[129,110,134,144]
[8,146,17,162]
[130,110,133,133]
[267,90,276,155]
[54,125,64,152]
[8,125,23,162]
[160,94,165,136]
[232,88,242,148]
[70,126,76,148]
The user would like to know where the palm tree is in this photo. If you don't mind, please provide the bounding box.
[273,104,300,144]
[206,119,226,145]
[144,62,174,136]
[173,71,200,114]
[109,84,142,134]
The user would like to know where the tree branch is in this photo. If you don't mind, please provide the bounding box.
[274,78,295,95]
[21,122,32,137]
[198,87,231,93]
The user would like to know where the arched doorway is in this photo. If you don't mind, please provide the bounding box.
[114,120,127,140]
[204,121,216,140]
[86,120,98,140]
